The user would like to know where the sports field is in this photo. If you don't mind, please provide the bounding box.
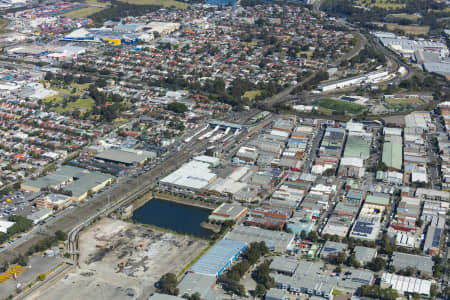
[385,23,429,35]
[388,13,421,21]
[243,90,262,100]
[354,0,406,9]
[385,97,422,105]
[315,98,366,114]
[0,18,8,33]
[62,7,105,18]
[117,0,186,8]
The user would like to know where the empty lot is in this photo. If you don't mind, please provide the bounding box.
[28,218,208,300]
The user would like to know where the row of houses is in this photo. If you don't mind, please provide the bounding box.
[312,127,346,175]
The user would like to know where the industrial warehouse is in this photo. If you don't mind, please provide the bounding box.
[160,156,219,190]
[225,225,295,252]
[189,238,247,277]
[0,0,449,296]
[21,165,114,201]
[271,259,375,297]
[94,148,156,166]
[64,28,140,45]
[64,21,181,45]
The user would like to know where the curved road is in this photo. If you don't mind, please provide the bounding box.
[263,29,368,109]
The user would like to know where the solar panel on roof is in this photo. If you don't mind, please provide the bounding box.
[432,228,442,248]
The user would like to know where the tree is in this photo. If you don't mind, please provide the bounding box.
[307,231,318,242]
[285,227,293,234]
[416,219,423,227]
[44,71,54,81]
[204,149,214,157]
[72,109,81,119]
[430,284,438,298]
[38,274,46,281]
[55,230,67,241]
[300,230,307,240]
[376,162,388,172]
[0,261,9,273]
[255,283,266,297]
[360,284,398,300]
[183,293,201,300]
[347,253,360,268]
[253,260,275,289]
[95,78,107,88]
[368,257,386,272]
[167,102,188,114]
[7,215,33,236]
[323,168,335,176]
[157,273,178,295]
[14,254,28,267]
[63,74,74,85]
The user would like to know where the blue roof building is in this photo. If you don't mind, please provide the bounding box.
[189,239,247,277]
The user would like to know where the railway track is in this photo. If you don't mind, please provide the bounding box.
[14,263,74,300]
[66,139,207,265]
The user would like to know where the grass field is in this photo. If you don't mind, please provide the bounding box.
[43,84,91,107]
[0,18,9,33]
[429,7,450,13]
[355,0,405,9]
[53,98,95,114]
[315,98,366,114]
[85,0,110,6]
[113,118,129,125]
[297,51,313,59]
[317,107,334,115]
[62,7,105,18]
[43,94,64,104]
[71,83,91,90]
[117,0,186,8]
[388,13,421,21]
[243,90,261,100]
[385,97,422,104]
[385,23,429,35]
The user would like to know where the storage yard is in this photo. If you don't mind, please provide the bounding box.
[29,218,208,300]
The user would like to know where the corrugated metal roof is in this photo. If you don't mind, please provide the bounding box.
[189,239,246,276]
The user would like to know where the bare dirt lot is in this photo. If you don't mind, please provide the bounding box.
[28,218,208,300]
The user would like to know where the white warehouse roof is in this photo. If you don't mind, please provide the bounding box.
[0,220,15,233]
[160,160,216,190]
[381,273,431,296]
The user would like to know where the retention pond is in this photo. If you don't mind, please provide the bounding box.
[132,198,213,238]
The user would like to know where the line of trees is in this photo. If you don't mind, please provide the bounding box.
[90,0,160,24]
[218,241,269,296]
[360,284,399,300]
[253,260,275,297]
[26,230,67,256]
[156,273,179,295]
[0,215,33,244]
[148,74,282,110]
[167,102,188,114]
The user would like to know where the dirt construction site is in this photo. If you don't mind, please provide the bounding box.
[28,218,209,300]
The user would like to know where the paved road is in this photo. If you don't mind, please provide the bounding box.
[302,125,325,172]
[369,35,414,84]
[262,28,368,110]
[335,32,367,65]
